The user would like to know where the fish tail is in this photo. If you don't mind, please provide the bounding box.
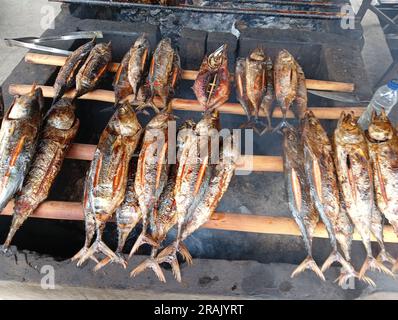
[359,256,395,280]
[128,232,158,260]
[334,265,359,288]
[2,213,29,252]
[376,249,396,266]
[130,258,166,283]
[291,255,325,281]
[321,250,354,273]
[239,121,261,135]
[178,242,193,265]
[272,117,292,134]
[156,244,182,283]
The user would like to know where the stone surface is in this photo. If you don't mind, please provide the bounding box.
[179,28,207,70]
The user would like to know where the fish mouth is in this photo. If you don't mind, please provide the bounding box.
[208,44,227,68]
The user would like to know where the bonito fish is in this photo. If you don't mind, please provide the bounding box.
[128,35,150,101]
[366,110,398,269]
[333,111,393,285]
[72,102,142,268]
[301,111,356,285]
[74,42,112,99]
[193,45,230,113]
[157,133,239,282]
[274,50,298,131]
[282,125,324,280]
[131,120,196,282]
[53,39,95,105]
[0,85,43,215]
[146,38,180,112]
[129,110,176,257]
[2,98,79,250]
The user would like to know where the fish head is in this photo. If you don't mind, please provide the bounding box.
[110,102,142,137]
[249,48,266,62]
[336,111,364,144]
[8,86,43,120]
[146,110,174,131]
[277,49,295,65]
[368,109,394,142]
[208,44,228,69]
[135,34,150,49]
[301,110,323,137]
[46,98,76,130]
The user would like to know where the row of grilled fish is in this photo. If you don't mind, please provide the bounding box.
[72,103,238,282]
[284,110,398,287]
[236,48,307,135]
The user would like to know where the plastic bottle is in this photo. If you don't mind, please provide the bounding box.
[358,79,398,130]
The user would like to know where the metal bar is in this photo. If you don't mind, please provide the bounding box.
[50,0,346,19]
[214,0,343,8]
[356,0,372,22]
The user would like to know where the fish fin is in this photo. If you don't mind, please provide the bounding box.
[239,121,261,135]
[128,232,158,259]
[93,253,127,272]
[321,250,354,273]
[291,256,325,281]
[71,246,99,264]
[2,213,29,251]
[334,266,358,288]
[359,256,395,280]
[136,99,160,114]
[178,242,193,265]
[377,249,396,266]
[272,119,293,134]
[130,258,166,283]
[156,245,182,282]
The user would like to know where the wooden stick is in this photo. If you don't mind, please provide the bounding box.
[1,200,396,243]
[24,52,355,93]
[9,84,365,120]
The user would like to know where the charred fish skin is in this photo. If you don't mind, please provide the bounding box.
[147,38,180,111]
[2,98,79,251]
[53,39,95,105]
[72,102,142,268]
[75,42,112,99]
[274,50,298,131]
[292,62,307,120]
[192,44,230,113]
[113,48,133,107]
[366,111,398,269]
[333,111,393,284]
[129,111,175,257]
[235,58,252,124]
[128,35,150,101]
[282,125,324,281]
[259,57,275,134]
[301,111,356,284]
[0,86,43,214]
[0,87,4,123]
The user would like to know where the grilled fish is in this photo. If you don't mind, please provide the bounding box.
[157,133,239,282]
[274,50,298,131]
[131,120,196,282]
[2,98,79,250]
[113,47,133,107]
[282,125,324,280]
[193,44,230,113]
[74,42,112,99]
[128,35,150,101]
[53,39,95,105]
[129,110,176,257]
[259,57,275,134]
[235,58,252,124]
[146,38,180,112]
[366,110,398,269]
[72,102,142,268]
[0,85,43,215]
[0,86,4,123]
[292,62,307,120]
[333,111,393,285]
[301,111,356,285]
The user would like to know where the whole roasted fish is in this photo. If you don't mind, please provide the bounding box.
[2,98,79,250]
[366,110,398,269]
[94,174,141,271]
[129,110,176,257]
[274,50,298,131]
[146,38,180,112]
[333,111,393,284]
[53,38,95,105]
[259,57,275,134]
[193,45,230,113]
[72,102,142,268]
[0,87,4,123]
[292,62,307,120]
[74,42,112,99]
[131,120,196,282]
[301,111,356,285]
[113,47,133,107]
[157,133,239,282]
[282,125,324,281]
[128,35,150,101]
[0,85,43,214]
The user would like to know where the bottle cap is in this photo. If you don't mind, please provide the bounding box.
[387,79,398,90]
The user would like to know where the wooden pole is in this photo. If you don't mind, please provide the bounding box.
[24,52,355,93]
[9,84,365,120]
[1,200,396,243]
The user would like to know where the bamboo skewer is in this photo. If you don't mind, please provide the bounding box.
[9,84,365,120]
[0,200,396,243]
[24,52,355,93]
